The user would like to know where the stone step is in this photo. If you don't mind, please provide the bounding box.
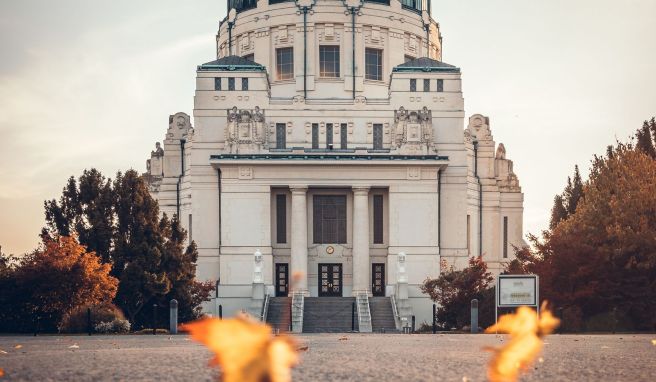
[302,297,358,333]
[266,297,292,333]
[369,297,398,332]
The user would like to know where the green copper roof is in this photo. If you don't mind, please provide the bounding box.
[393,57,460,73]
[198,55,265,71]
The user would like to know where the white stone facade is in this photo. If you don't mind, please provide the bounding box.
[144,0,524,325]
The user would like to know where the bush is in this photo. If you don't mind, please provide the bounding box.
[94,319,131,334]
[59,303,126,333]
[134,328,169,335]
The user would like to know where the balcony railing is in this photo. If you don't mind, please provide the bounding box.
[228,0,257,13]
[269,0,293,4]
[400,0,428,14]
[365,0,391,5]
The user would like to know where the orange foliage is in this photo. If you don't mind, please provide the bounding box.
[18,236,118,320]
[182,316,298,382]
[484,302,560,382]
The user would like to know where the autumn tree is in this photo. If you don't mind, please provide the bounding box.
[421,256,494,329]
[548,165,583,229]
[0,236,118,332]
[43,169,212,328]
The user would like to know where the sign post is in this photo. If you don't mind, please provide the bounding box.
[495,275,539,332]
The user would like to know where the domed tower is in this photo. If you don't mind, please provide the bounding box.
[145,0,525,327]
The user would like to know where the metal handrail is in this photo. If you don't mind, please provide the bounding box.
[390,294,401,330]
[261,294,271,322]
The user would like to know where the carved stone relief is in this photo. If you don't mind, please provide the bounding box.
[225,106,268,154]
[392,106,434,154]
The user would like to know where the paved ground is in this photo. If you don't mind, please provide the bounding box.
[0,333,654,381]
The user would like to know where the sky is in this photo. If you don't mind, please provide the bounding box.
[1,0,655,255]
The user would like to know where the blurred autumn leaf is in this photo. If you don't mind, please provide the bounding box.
[182,316,298,382]
[484,302,559,382]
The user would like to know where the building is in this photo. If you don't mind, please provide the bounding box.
[144,0,524,329]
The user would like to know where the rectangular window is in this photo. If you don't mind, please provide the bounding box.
[276,123,286,149]
[326,123,333,149]
[276,47,294,80]
[241,77,249,91]
[228,77,235,91]
[467,214,471,254]
[243,53,255,62]
[313,195,347,244]
[424,79,430,92]
[188,214,193,242]
[276,194,287,244]
[365,48,383,81]
[373,123,383,150]
[319,46,340,78]
[214,78,221,91]
[340,123,348,149]
[312,123,319,149]
[410,79,417,92]
[436,79,444,92]
[373,195,384,244]
[503,216,508,258]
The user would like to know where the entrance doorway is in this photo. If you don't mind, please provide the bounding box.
[275,263,289,297]
[318,263,342,297]
[372,263,385,296]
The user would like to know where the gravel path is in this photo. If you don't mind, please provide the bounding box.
[0,333,654,381]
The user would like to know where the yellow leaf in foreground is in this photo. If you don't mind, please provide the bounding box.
[182,316,298,382]
[0,367,4,378]
[484,302,560,382]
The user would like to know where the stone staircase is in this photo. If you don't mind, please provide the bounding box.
[266,297,291,333]
[302,297,357,333]
[369,297,399,333]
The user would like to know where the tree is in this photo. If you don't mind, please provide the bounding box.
[42,168,213,328]
[0,236,118,332]
[421,256,494,329]
[549,195,568,230]
[636,119,656,159]
[523,142,656,331]
[562,165,584,216]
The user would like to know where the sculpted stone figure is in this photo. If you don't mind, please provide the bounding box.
[397,252,408,283]
[253,106,264,122]
[395,106,407,122]
[253,249,264,283]
[420,106,430,122]
[151,142,164,157]
[228,106,239,122]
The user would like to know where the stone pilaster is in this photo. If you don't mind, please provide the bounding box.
[352,186,370,295]
[290,185,309,295]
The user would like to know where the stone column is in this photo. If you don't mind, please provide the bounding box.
[290,185,309,295]
[352,186,370,295]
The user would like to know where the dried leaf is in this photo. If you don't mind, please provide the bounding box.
[297,345,309,352]
[68,344,79,349]
[182,316,298,382]
[338,337,348,341]
[13,345,22,349]
[0,367,4,378]
[0,350,7,355]
[484,302,559,382]
[651,339,656,346]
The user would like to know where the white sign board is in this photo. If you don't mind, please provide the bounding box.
[497,275,538,308]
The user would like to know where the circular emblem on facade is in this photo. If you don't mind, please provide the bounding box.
[326,246,335,254]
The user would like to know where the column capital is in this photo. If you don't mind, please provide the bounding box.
[352,186,370,195]
[289,185,308,194]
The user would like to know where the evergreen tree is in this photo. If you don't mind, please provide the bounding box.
[635,120,656,159]
[42,169,212,328]
[562,165,584,216]
[549,195,568,230]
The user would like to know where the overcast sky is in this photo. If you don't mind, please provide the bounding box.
[1,0,655,255]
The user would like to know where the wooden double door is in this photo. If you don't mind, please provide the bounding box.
[318,263,342,297]
[372,263,385,296]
